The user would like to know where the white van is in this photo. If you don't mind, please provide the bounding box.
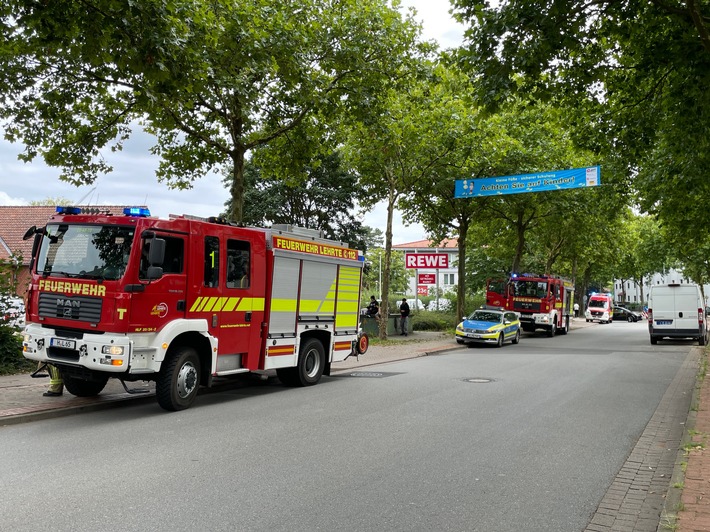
[648,284,709,345]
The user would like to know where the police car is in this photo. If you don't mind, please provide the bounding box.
[455,306,521,347]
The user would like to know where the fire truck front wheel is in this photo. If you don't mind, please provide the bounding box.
[157,347,200,411]
[547,322,557,337]
[63,374,109,397]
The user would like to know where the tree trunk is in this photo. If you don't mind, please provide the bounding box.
[456,218,469,323]
[379,187,397,340]
[228,147,246,223]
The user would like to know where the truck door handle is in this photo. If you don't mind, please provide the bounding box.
[245,312,252,323]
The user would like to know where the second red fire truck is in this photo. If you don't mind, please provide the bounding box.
[21,207,365,411]
[486,273,574,336]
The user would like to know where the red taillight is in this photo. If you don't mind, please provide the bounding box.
[699,308,704,324]
[647,308,653,322]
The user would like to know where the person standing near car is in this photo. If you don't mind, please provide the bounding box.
[573,302,579,318]
[399,298,410,336]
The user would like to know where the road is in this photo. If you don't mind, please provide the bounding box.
[0,321,694,531]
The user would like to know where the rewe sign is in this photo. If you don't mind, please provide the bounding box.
[405,253,449,269]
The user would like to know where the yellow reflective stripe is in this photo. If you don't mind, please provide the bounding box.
[271,299,297,312]
[298,299,321,313]
[223,297,239,312]
[189,297,266,313]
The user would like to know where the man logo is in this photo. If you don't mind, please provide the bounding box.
[57,298,80,319]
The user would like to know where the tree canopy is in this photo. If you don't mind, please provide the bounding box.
[1,0,421,222]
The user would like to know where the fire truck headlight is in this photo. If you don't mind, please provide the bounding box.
[102,345,124,356]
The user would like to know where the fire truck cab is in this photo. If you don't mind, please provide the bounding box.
[486,274,574,336]
[21,207,364,411]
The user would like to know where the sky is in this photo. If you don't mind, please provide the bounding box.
[0,1,465,246]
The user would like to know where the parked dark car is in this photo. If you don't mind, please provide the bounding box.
[612,306,643,322]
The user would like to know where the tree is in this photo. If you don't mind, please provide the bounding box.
[1,0,421,222]
[452,0,710,284]
[224,151,370,250]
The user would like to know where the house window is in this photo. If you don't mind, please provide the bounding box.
[443,273,455,285]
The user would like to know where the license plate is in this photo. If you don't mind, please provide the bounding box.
[51,338,76,349]
[656,320,672,325]
[467,333,482,339]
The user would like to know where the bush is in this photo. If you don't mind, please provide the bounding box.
[411,311,459,331]
[0,326,32,375]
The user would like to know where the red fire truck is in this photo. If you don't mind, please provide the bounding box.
[486,273,574,336]
[21,207,365,411]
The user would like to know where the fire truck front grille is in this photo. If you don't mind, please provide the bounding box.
[38,293,103,323]
[514,301,541,312]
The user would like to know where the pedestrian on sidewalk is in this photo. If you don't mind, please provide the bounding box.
[43,363,64,397]
[399,298,410,336]
[573,302,579,318]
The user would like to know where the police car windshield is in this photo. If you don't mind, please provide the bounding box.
[36,224,135,281]
[470,311,503,323]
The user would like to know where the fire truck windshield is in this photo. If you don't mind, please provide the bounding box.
[36,224,135,281]
[510,280,548,297]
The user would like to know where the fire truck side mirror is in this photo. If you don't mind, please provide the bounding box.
[145,237,166,280]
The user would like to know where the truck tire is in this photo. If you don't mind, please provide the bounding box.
[296,338,325,386]
[157,346,200,411]
[558,316,569,335]
[547,321,556,337]
[63,374,108,397]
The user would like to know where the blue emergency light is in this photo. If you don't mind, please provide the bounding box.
[55,206,82,215]
[123,207,151,217]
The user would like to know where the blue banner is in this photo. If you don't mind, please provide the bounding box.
[455,166,600,198]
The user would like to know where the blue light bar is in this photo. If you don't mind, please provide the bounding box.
[56,206,82,215]
[123,207,151,217]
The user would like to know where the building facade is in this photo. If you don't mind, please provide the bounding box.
[614,269,710,306]
[392,238,459,304]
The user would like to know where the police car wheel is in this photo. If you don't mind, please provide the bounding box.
[157,346,200,411]
[511,329,520,344]
[496,333,504,348]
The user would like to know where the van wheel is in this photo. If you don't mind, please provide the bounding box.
[699,334,707,346]
[650,336,658,345]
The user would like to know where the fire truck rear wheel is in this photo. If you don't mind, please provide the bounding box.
[157,346,200,411]
[297,338,325,386]
[63,374,108,397]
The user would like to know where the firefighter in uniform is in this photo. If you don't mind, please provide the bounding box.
[43,363,64,397]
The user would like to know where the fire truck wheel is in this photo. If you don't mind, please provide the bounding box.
[296,338,325,386]
[547,322,557,337]
[157,347,200,411]
[63,375,108,397]
[512,329,520,344]
[496,333,504,348]
[558,317,569,335]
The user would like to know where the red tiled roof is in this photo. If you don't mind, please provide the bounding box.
[393,238,458,249]
[0,206,136,264]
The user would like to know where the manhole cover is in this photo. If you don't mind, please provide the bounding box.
[336,371,401,378]
[465,378,494,383]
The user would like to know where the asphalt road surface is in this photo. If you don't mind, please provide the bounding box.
[0,321,692,531]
